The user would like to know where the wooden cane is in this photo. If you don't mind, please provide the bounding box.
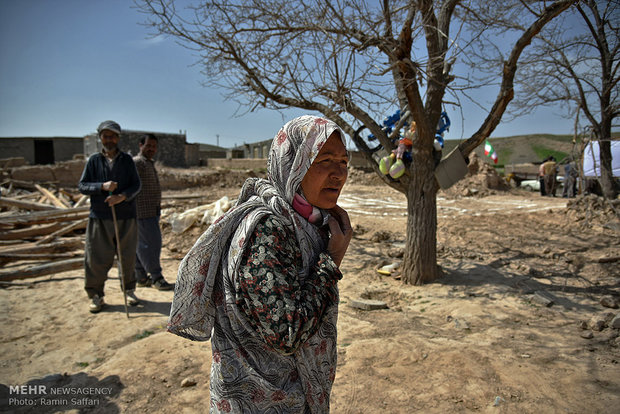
[110,195,130,318]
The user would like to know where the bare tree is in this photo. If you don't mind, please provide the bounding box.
[509,0,619,198]
[137,0,575,285]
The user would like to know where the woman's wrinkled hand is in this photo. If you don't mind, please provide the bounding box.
[327,205,353,267]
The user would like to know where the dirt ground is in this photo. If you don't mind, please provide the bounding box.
[1,169,619,413]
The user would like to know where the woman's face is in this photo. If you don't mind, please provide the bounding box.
[300,132,349,209]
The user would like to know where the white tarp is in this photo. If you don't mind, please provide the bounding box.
[582,140,620,177]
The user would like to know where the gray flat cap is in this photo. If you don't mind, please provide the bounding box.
[97,120,121,135]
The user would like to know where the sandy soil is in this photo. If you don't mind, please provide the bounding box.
[1,177,619,413]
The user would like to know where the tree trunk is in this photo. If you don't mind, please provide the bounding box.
[401,147,440,285]
[598,140,616,198]
[597,116,618,199]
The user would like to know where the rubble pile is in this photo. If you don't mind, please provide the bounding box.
[157,166,266,190]
[565,194,620,229]
[0,180,89,282]
[440,152,511,198]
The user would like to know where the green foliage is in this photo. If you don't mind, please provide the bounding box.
[498,147,513,163]
[135,330,154,340]
[534,134,575,143]
[531,145,568,162]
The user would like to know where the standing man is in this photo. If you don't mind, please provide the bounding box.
[542,156,558,197]
[78,120,142,313]
[562,160,578,198]
[538,156,549,196]
[133,134,173,291]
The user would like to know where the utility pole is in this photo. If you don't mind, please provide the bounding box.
[216,134,220,147]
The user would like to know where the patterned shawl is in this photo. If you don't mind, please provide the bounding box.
[168,115,346,341]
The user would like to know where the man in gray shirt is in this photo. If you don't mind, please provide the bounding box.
[133,134,173,291]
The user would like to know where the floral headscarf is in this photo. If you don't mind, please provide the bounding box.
[168,115,346,340]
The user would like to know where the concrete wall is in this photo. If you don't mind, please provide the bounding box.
[206,158,268,170]
[0,137,83,164]
[206,153,373,171]
[9,159,86,187]
[0,138,29,161]
[236,138,272,159]
[84,130,188,167]
[185,143,200,167]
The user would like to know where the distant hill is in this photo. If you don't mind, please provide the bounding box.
[443,133,619,167]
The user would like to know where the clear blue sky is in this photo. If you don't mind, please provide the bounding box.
[0,0,577,149]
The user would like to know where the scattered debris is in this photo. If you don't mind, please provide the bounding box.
[370,230,392,242]
[532,291,555,307]
[600,296,619,309]
[377,262,400,276]
[181,378,197,387]
[349,298,389,311]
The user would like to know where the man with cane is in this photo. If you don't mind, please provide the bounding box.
[78,120,142,314]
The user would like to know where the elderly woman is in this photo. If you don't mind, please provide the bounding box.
[168,115,352,413]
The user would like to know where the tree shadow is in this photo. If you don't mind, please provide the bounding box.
[434,262,616,312]
[0,372,123,413]
[101,299,172,318]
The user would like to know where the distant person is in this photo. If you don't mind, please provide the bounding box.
[542,156,558,197]
[78,120,142,313]
[562,160,578,198]
[133,134,173,291]
[538,156,549,196]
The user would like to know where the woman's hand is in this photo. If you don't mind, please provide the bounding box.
[327,205,353,267]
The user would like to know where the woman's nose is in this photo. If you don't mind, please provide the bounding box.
[329,163,347,180]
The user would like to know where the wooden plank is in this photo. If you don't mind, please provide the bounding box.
[58,189,80,203]
[0,238,83,255]
[0,252,80,266]
[35,218,88,245]
[6,179,59,191]
[0,258,83,281]
[73,194,89,208]
[0,197,59,211]
[0,252,79,260]
[2,179,36,191]
[162,194,206,199]
[0,222,64,240]
[35,184,71,209]
[0,206,90,226]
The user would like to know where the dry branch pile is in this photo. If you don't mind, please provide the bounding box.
[0,179,88,282]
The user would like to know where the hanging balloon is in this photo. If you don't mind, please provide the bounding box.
[434,134,444,151]
[379,153,394,175]
[389,158,406,179]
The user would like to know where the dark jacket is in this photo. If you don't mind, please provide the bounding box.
[78,151,141,220]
